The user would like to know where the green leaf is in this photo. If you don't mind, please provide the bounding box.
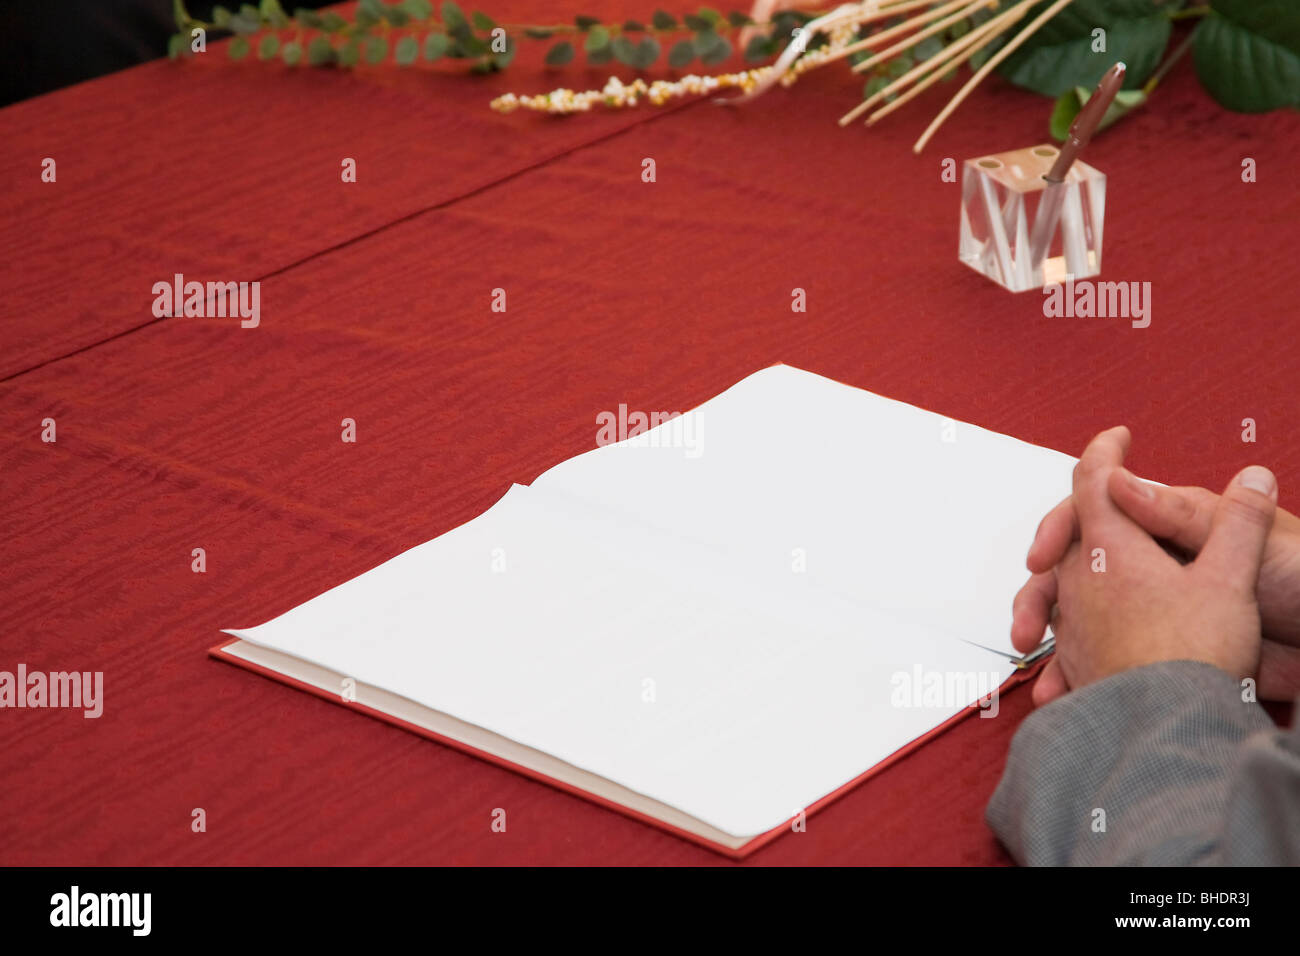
[338,38,360,65]
[694,28,732,63]
[585,25,611,52]
[173,0,194,29]
[441,0,467,30]
[308,35,335,65]
[587,42,614,65]
[1049,89,1082,141]
[395,35,419,64]
[693,28,718,54]
[623,20,646,32]
[228,9,261,33]
[424,32,450,60]
[364,34,389,63]
[1096,88,1147,129]
[458,33,488,55]
[969,38,1000,71]
[167,31,188,58]
[863,75,891,100]
[887,52,914,77]
[1193,3,1300,111]
[228,35,250,59]
[293,7,322,28]
[281,39,302,65]
[257,32,280,59]
[382,6,412,26]
[212,5,232,28]
[696,7,724,27]
[913,35,944,62]
[652,10,677,30]
[668,39,695,67]
[613,35,638,66]
[634,35,661,69]
[493,36,516,68]
[700,33,731,65]
[683,14,711,31]
[321,11,349,31]
[259,0,289,28]
[471,10,496,30]
[1051,84,1148,140]
[524,27,553,38]
[728,11,754,27]
[994,1,1172,96]
[545,40,575,65]
[401,0,434,18]
[575,14,601,29]
[744,34,771,62]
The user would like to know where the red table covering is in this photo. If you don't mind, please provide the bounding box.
[1,1,1297,865]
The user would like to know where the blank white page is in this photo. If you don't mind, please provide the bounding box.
[226,365,1068,839]
[227,479,1017,839]
[533,365,1078,658]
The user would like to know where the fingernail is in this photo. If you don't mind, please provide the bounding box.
[1239,465,1277,499]
[1123,468,1154,498]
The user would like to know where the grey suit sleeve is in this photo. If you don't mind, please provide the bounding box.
[986,660,1300,865]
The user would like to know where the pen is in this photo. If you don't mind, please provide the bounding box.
[1028,61,1127,270]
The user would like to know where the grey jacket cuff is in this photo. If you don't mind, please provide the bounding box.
[986,660,1277,865]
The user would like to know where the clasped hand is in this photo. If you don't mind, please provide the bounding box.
[1011,426,1300,705]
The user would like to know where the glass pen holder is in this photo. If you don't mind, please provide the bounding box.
[958,144,1106,293]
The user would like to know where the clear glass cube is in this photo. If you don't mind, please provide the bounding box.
[958,144,1106,293]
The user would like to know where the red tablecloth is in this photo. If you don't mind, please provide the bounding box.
[2,1,1297,865]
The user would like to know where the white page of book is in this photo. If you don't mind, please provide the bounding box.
[532,365,1078,658]
[227,479,1018,839]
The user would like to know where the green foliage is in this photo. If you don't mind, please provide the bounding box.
[668,39,695,68]
[994,0,1170,96]
[308,35,336,65]
[170,0,1299,131]
[1050,84,1147,139]
[545,40,575,66]
[652,10,677,30]
[744,34,772,62]
[441,1,467,31]
[424,33,450,61]
[364,34,388,64]
[585,25,611,52]
[257,32,280,59]
[395,35,420,65]
[1193,0,1300,111]
[259,0,289,28]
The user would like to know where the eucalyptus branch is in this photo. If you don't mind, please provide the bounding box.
[170,0,831,73]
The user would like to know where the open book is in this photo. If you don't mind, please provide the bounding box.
[214,365,1076,856]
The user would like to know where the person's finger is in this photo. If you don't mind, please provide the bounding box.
[1195,466,1279,594]
[1026,497,1078,574]
[1010,572,1057,654]
[1031,656,1069,707]
[1107,469,1218,553]
[1071,426,1172,571]
[1071,426,1131,526]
